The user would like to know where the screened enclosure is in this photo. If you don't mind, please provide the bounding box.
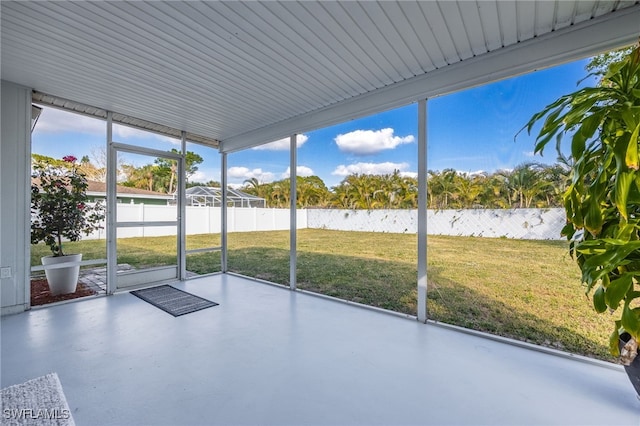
[181,186,266,208]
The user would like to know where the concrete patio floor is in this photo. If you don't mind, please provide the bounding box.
[2,273,639,425]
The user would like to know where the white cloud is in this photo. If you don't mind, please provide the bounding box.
[335,128,414,155]
[188,169,220,184]
[253,134,309,151]
[33,106,179,144]
[34,107,104,135]
[524,151,536,157]
[228,166,275,183]
[332,162,411,177]
[281,165,315,178]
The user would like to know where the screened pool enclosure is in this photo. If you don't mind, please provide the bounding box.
[182,186,266,208]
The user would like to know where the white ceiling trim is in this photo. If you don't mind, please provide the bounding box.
[220,4,640,153]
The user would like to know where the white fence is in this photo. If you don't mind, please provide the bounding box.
[89,205,308,239]
[306,208,566,240]
[87,205,566,240]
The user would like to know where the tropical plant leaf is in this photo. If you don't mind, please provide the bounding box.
[615,223,636,242]
[621,302,640,340]
[583,196,603,235]
[614,170,634,220]
[625,123,640,170]
[609,324,622,357]
[593,285,607,313]
[605,274,633,309]
[523,42,640,358]
[604,61,626,80]
[625,122,640,170]
[579,111,603,141]
[571,132,586,160]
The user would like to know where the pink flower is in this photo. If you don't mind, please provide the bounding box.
[62,155,77,163]
[77,203,85,210]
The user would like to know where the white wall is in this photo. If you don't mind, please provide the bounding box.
[423,208,566,240]
[1,81,31,315]
[307,209,419,234]
[87,206,565,240]
[306,208,566,240]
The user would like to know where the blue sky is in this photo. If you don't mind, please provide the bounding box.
[32,57,596,189]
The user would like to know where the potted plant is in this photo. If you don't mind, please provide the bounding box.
[31,155,105,295]
[522,43,640,396]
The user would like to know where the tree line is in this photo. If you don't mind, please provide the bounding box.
[242,162,569,210]
[33,153,569,210]
[32,151,215,194]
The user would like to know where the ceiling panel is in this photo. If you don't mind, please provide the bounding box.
[456,2,486,57]
[1,1,639,152]
[553,1,578,31]
[476,1,503,52]
[438,1,475,61]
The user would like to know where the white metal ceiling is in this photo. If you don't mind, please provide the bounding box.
[2,1,639,152]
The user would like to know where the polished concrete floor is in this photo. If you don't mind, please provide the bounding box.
[2,274,639,425]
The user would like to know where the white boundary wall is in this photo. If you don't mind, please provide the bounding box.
[307,208,566,240]
[87,206,566,240]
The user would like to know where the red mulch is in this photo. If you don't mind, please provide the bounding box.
[30,278,97,306]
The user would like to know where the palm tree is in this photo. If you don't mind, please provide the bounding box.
[478,174,510,208]
[503,163,552,208]
[455,173,484,208]
[428,169,459,209]
[270,179,290,208]
[300,176,331,207]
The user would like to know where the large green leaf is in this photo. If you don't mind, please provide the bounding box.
[629,120,640,161]
[583,196,603,235]
[604,274,633,309]
[579,111,603,140]
[564,96,599,125]
[615,223,636,242]
[581,241,640,284]
[615,170,634,220]
[621,302,640,340]
[604,61,626,80]
[609,322,622,357]
[625,122,640,170]
[571,132,586,160]
[564,189,583,228]
[593,285,607,313]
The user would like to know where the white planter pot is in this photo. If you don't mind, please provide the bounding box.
[41,254,82,296]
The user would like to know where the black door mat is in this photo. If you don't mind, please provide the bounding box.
[130,285,219,317]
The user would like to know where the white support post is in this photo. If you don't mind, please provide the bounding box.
[290,134,297,290]
[106,112,117,294]
[221,152,228,273]
[417,100,428,323]
[178,131,187,280]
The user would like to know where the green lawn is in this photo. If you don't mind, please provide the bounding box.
[31,229,613,361]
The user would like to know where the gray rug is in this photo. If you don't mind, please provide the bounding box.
[1,373,75,426]
[131,285,219,316]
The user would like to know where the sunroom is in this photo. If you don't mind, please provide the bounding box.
[2,1,640,424]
